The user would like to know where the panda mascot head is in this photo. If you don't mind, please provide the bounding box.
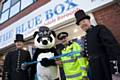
[31,26,59,80]
[34,26,56,49]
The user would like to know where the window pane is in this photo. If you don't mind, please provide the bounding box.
[2,0,10,12]
[21,0,33,10]
[11,0,20,6]
[10,2,20,17]
[0,10,9,23]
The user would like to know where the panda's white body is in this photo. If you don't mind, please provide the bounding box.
[37,52,58,80]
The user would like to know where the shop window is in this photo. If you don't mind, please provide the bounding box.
[2,0,10,12]
[0,0,37,24]
[0,9,9,23]
[21,0,33,10]
[9,1,20,17]
[11,0,19,5]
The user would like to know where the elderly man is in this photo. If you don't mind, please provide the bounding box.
[74,9,120,80]
[2,34,31,80]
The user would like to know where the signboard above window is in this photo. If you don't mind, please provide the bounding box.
[0,0,113,49]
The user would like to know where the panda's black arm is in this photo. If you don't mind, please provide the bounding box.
[40,48,59,67]
[49,59,56,65]
[51,47,60,56]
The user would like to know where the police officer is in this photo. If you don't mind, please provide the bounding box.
[57,32,89,80]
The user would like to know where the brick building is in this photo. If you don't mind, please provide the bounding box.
[93,2,120,43]
[0,0,120,79]
[0,0,120,75]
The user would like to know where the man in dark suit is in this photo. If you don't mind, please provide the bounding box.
[74,9,120,80]
[2,34,31,80]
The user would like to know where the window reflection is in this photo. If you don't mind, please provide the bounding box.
[11,0,20,6]
[1,10,9,23]
[21,0,33,10]
[10,2,20,17]
[2,0,10,12]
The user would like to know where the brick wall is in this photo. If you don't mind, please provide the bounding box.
[93,3,120,43]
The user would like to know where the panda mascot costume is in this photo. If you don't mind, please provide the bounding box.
[31,26,59,80]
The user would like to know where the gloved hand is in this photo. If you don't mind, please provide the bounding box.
[40,58,50,67]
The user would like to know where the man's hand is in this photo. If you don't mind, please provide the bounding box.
[55,60,62,65]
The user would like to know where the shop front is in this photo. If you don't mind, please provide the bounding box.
[0,0,114,55]
[0,0,115,78]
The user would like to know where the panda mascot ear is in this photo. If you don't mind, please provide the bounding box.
[51,31,56,37]
[33,31,39,38]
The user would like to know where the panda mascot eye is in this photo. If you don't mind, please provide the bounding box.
[48,36,52,42]
[43,31,51,37]
[47,31,51,36]
[38,32,43,37]
[37,37,42,43]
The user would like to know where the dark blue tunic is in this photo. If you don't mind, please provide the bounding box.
[2,49,31,80]
[83,25,120,80]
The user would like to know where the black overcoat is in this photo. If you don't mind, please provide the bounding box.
[2,49,31,80]
[84,25,120,80]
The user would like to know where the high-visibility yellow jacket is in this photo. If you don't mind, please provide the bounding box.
[61,42,89,80]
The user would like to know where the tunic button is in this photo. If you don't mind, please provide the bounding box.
[114,66,117,69]
[84,39,87,42]
[115,72,119,75]
[86,54,88,56]
[85,50,88,53]
[84,43,87,46]
[113,61,116,64]
[84,47,87,49]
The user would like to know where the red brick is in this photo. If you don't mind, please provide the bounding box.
[93,3,120,43]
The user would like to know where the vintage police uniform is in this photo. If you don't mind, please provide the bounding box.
[75,10,120,80]
[81,25,120,80]
[2,34,31,80]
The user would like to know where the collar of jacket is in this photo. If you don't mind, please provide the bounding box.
[86,25,95,33]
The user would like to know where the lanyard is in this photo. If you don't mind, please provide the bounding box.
[21,51,80,65]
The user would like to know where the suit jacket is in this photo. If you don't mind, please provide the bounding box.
[83,25,120,80]
[2,49,31,80]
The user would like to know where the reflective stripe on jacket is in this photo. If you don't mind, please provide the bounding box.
[61,42,89,80]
